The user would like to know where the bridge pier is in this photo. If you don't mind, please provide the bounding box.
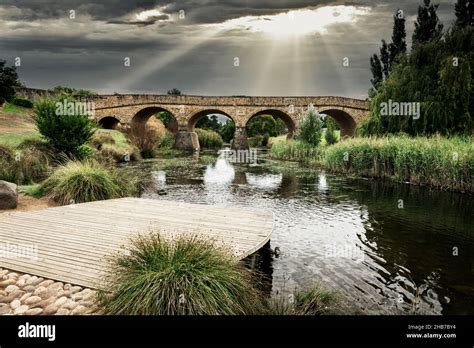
[232,127,249,150]
[175,130,200,151]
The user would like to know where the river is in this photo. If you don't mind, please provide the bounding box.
[119,149,473,315]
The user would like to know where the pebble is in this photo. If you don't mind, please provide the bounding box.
[25,308,43,315]
[0,268,97,316]
[10,299,21,310]
[5,285,19,293]
[0,303,10,314]
[14,305,30,315]
[24,296,42,305]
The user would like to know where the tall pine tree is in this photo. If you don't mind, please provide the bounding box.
[455,0,473,27]
[413,0,444,46]
[370,54,383,88]
[370,9,407,89]
[389,9,407,65]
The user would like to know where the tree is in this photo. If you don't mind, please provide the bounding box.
[167,88,182,96]
[0,60,21,103]
[156,111,174,127]
[196,115,221,132]
[297,110,323,146]
[370,54,384,88]
[390,9,407,65]
[34,98,96,158]
[246,115,277,137]
[325,118,338,145]
[370,9,407,88]
[220,120,235,143]
[412,0,444,46]
[455,0,474,27]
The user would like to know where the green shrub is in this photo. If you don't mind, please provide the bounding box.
[323,136,474,192]
[297,110,323,146]
[158,130,175,149]
[11,97,33,108]
[41,160,125,205]
[19,184,44,198]
[196,128,223,148]
[98,233,264,315]
[325,119,338,145]
[270,140,324,163]
[34,98,96,159]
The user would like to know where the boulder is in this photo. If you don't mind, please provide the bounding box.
[0,180,18,210]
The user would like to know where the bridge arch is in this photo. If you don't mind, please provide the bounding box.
[187,109,235,131]
[319,108,357,138]
[98,116,120,130]
[246,109,296,139]
[131,106,178,134]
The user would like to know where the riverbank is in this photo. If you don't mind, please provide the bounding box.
[270,136,474,193]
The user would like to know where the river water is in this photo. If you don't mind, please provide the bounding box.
[120,149,473,315]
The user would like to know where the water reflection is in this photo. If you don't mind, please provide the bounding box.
[129,150,474,315]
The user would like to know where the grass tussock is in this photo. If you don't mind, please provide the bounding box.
[195,128,223,149]
[265,285,337,315]
[0,144,51,184]
[41,160,130,205]
[98,233,265,315]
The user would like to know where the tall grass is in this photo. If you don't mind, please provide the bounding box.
[324,136,473,192]
[98,233,264,315]
[0,144,51,184]
[270,140,324,163]
[195,128,223,148]
[41,160,127,205]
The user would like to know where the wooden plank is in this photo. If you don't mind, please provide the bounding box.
[0,198,273,289]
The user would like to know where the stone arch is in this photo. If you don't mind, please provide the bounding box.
[98,116,120,130]
[187,109,235,131]
[246,109,296,139]
[131,106,177,134]
[319,108,357,138]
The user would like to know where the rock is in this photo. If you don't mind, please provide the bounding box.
[16,278,27,288]
[0,290,6,297]
[69,286,82,294]
[14,305,29,315]
[18,274,31,281]
[71,305,88,315]
[7,272,19,279]
[64,284,71,290]
[10,299,21,310]
[24,296,42,305]
[25,308,43,315]
[26,276,43,286]
[54,297,68,307]
[0,303,11,314]
[56,308,70,315]
[34,287,55,300]
[0,279,17,287]
[0,180,18,210]
[48,282,63,291]
[19,293,32,302]
[33,297,55,309]
[63,300,78,310]
[1,290,25,303]
[43,304,59,315]
[23,285,36,292]
[5,285,19,293]
[0,270,8,278]
[37,280,54,288]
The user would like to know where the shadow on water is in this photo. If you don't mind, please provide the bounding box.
[120,149,474,315]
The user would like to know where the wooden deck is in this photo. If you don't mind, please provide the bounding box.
[0,198,274,289]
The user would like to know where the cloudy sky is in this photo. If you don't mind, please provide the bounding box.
[0,0,457,98]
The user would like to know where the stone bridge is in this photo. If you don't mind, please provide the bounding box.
[83,94,368,150]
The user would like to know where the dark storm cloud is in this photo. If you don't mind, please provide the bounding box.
[0,0,458,96]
